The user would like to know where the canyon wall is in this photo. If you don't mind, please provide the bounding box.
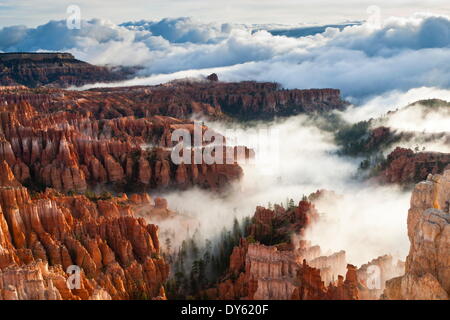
[152,80,348,120]
[0,160,169,300]
[0,87,245,193]
[83,81,347,120]
[205,239,360,300]
[383,169,450,300]
[0,80,345,193]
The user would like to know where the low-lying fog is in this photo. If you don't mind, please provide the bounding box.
[152,87,449,267]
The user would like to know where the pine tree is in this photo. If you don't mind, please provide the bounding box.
[232,217,242,241]
[288,198,295,209]
[204,239,212,264]
[165,237,172,253]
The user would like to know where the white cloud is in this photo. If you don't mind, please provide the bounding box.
[2,14,450,99]
[340,87,450,153]
[341,87,450,122]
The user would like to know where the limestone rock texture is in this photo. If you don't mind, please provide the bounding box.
[157,80,348,120]
[383,169,450,300]
[0,86,246,193]
[0,161,169,300]
[0,77,346,193]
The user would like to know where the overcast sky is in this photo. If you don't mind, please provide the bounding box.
[1,0,449,27]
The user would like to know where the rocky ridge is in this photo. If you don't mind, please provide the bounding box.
[0,160,169,300]
[383,169,450,300]
[0,53,131,88]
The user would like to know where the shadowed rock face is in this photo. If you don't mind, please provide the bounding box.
[383,170,450,300]
[80,81,347,120]
[0,53,131,88]
[0,161,169,300]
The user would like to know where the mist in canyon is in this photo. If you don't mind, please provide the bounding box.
[342,87,450,153]
[154,111,409,267]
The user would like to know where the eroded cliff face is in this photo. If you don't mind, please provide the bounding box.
[203,200,360,300]
[200,193,407,301]
[381,147,450,185]
[0,161,169,300]
[357,255,404,300]
[383,169,450,300]
[247,200,318,246]
[205,239,360,300]
[149,81,348,120]
[0,86,245,193]
[0,53,131,88]
[0,78,344,193]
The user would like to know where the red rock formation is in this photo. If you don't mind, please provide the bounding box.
[0,53,131,88]
[309,250,347,286]
[203,199,360,300]
[206,241,359,300]
[0,90,245,192]
[383,169,450,300]
[1,79,347,121]
[0,76,345,194]
[247,200,319,245]
[292,262,359,300]
[0,161,169,300]
[380,147,450,185]
[148,81,348,120]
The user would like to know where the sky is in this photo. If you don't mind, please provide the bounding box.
[1,0,450,27]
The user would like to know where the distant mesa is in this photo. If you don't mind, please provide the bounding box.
[0,52,133,88]
[0,52,76,62]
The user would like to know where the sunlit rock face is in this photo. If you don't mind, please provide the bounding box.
[0,86,245,193]
[383,170,450,300]
[0,74,346,194]
[0,161,169,300]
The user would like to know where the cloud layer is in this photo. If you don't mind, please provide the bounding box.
[1,13,450,99]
